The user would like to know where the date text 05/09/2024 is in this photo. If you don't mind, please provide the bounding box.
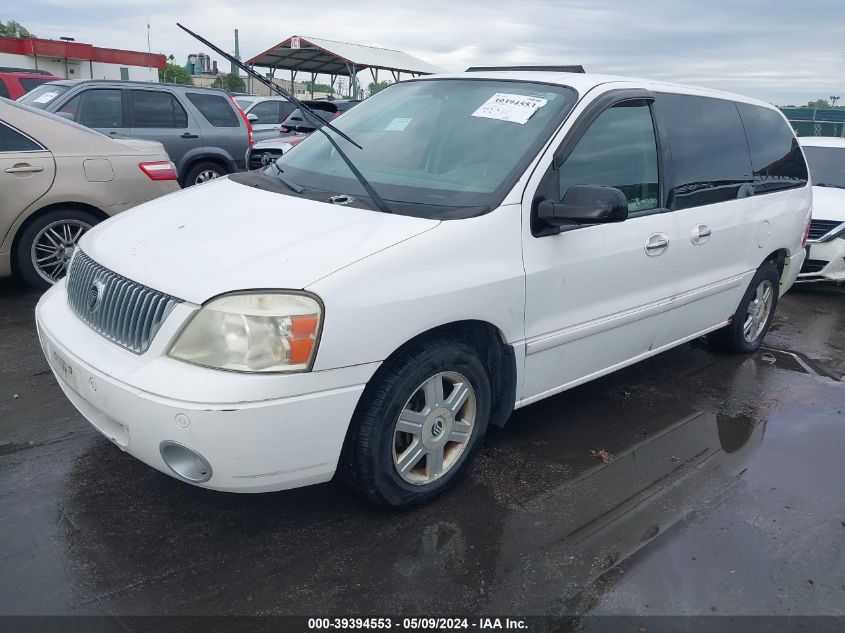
[306,617,528,630]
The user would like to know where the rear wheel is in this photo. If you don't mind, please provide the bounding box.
[183,161,228,187]
[342,337,491,508]
[14,209,100,289]
[708,260,780,353]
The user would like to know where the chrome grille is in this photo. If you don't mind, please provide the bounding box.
[808,219,844,242]
[66,250,181,354]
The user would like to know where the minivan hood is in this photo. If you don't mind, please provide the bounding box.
[811,185,845,223]
[79,178,439,304]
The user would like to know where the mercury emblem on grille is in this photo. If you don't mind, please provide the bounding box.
[88,280,105,313]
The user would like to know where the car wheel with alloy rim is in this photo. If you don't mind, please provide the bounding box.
[183,160,228,187]
[708,259,780,353]
[342,336,491,508]
[14,208,101,289]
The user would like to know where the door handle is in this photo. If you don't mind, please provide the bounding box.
[691,224,712,245]
[181,132,199,139]
[645,233,670,256]
[4,164,44,174]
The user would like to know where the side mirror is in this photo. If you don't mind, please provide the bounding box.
[247,113,259,123]
[537,184,629,226]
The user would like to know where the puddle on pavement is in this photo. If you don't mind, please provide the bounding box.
[486,411,764,614]
[757,346,844,381]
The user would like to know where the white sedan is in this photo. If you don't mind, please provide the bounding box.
[797,137,845,283]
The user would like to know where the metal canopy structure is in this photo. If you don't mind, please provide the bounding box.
[245,35,444,98]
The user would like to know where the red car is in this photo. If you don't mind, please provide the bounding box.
[0,68,61,100]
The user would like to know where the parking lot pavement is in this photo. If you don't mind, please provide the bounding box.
[0,279,843,620]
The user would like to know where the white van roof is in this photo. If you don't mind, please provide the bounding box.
[419,71,777,110]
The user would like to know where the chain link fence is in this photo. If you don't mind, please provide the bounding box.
[781,108,845,137]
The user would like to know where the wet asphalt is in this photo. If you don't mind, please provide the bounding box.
[0,279,843,622]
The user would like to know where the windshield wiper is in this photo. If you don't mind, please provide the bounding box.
[177,23,391,214]
[271,161,304,193]
[814,182,845,189]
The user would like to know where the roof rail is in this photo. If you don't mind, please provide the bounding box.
[0,67,55,75]
[465,65,585,74]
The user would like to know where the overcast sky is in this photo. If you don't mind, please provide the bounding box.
[9,0,845,105]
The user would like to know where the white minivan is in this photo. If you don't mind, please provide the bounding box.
[36,70,811,507]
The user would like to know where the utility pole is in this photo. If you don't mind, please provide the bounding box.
[147,18,152,79]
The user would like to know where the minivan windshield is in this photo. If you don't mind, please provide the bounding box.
[802,146,845,188]
[17,83,70,109]
[274,79,578,216]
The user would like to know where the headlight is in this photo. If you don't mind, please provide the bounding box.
[168,292,322,373]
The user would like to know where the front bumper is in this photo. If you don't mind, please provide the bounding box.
[35,282,378,493]
[796,238,845,283]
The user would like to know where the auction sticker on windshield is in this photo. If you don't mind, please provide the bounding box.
[471,93,548,124]
[33,91,59,104]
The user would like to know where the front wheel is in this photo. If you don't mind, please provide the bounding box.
[342,337,491,508]
[708,260,780,353]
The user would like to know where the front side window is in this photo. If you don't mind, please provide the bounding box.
[186,92,239,127]
[556,101,659,213]
[131,90,188,128]
[276,79,578,216]
[58,89,123,128]
[656,93,752,210]
[736,103,808,193]
[0,122,42,152]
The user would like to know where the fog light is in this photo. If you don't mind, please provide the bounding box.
[159,441,212,483]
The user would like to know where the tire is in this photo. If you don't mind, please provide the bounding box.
[342,337,492,508]
[182,161,228,187]
[14,208,101,289]
[708,260,780,353]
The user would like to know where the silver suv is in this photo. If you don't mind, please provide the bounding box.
[19,80,251,186]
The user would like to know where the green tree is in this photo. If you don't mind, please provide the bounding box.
[0,20,33,38]
[367,80,392,96]
[212,72,246,93]
[305,81,333,94]
[807,98,831,109]
[158,62,193,85]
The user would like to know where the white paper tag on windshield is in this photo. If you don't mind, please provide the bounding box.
[385,117,412,131]
[34,92,58,104]
[471,93,548,124]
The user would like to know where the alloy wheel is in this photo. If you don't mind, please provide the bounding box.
[195,169,221,184]
[30,219,91,284]
[743,279,774,342]
[392,371,476,485]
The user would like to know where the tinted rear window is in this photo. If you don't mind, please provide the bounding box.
[656,93,752,210]
[736,103,808,193]
[18,77,50,92]
[186,92,239,127]
[131,90,188,128]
